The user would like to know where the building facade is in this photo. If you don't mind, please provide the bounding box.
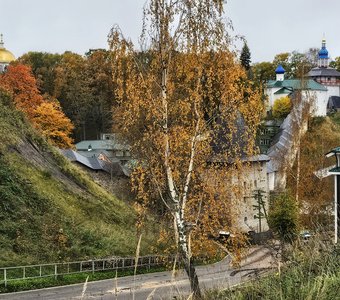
[266,39,340,117]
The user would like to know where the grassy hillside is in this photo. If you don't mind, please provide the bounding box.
[206,240,340,300]
[0,91,155,266]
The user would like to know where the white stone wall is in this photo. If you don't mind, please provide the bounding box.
[265,87,283,108]
[325,85,340,98]
[267,171,276,192]
[302,90,328,116]
[236,161,270,233]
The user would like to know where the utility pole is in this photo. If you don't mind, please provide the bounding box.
[253,189,267,233]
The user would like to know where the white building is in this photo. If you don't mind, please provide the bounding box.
[266,39,340,116]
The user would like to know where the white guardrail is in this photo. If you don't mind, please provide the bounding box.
[0,255,174,287]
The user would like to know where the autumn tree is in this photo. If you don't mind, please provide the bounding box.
[272,96,291,119]
[0,64,44,118]
[0,64,74,148]
[252,61,275,84]
[287,117,340,228]
[18,52,63,95]
[50,51,116,141]
[252,48,319,84]
[109,0,263,297]
[32,100,74,148]
[19,50,119,141]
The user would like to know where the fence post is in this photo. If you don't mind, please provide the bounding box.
[102,260,105,271]
[23,267,26,279]
[148,256,151,270]
[67,263,70,274]
[92,261,95,275]
[54,264,57,280]
[39,265,42,277]
[4,269,7,287]
[122,258,125,270]
[80,262,82,272]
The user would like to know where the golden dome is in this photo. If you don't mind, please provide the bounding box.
[0,34,15,63]
[0,49,15,63]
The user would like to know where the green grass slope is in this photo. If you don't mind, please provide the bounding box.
[0,91,153,267]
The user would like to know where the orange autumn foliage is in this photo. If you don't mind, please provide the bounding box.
[0,64,74,148]
[32,101,74,148]
[0,64,44,118]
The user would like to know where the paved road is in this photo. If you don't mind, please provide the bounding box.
[0,246,275,300]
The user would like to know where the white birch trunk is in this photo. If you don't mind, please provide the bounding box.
[161,61,201,298]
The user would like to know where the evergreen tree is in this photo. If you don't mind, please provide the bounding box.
[240,42,251,70]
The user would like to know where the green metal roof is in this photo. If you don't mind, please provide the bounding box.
[267,79,327,91]
[274,87,293,95]
[76,140,128,151]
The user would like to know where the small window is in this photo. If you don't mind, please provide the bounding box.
[115,151,123,157]
[260,139,270,145]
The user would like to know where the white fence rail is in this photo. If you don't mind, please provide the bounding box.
[0,255,173,287]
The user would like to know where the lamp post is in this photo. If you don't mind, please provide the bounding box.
[326,147,340,244]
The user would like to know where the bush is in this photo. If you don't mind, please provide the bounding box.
[268,192,299,242]
[273,96,291,119]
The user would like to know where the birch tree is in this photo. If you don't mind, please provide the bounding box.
[108,0,262,297]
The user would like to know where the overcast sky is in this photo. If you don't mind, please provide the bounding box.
[1,0,340,63]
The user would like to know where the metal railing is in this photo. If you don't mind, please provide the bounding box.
[0,255,173,287]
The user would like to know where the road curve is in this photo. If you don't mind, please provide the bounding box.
[0,246,275,300]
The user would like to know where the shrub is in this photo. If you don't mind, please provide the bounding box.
[268,192,299,242]
[273,96,291,119]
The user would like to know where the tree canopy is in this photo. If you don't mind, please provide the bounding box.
[0,64,74,148]
[273,96,292,119]
[19,50,116,141]
[109,0,263,297]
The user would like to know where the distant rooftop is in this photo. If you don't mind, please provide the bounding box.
[267,79,327,91]
[76,139,129,151]
[307,67,340,78]
[61,149,129,176]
